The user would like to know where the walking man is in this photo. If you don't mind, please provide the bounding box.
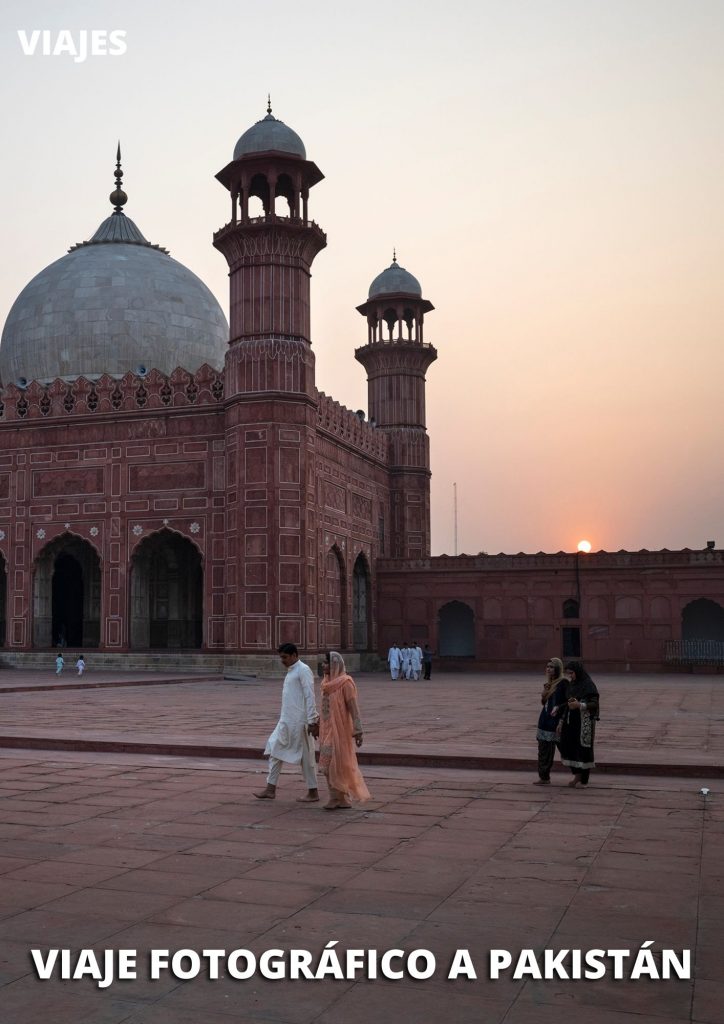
[387,643,402,680]
[423,644,433,680]
[255,643,320,803]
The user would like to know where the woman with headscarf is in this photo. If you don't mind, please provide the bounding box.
[319,651,371,809]
[535,656,565,784]
[554,661,600,787]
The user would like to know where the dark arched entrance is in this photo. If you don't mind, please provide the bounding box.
[130,531,203,649]
[322,547,345,651]
[33,535,101,648]
[682,599,724,641]
[438,600,475,657]
[352,553,370,651]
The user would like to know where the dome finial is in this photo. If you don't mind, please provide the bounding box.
[109,141,128,214]
[267,93,272,116]
[392,248,397,264]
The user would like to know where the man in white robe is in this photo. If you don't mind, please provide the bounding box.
[401,645,412,680]
[387,644,402,680]
[410,643,422,681]
[254,643,319,802]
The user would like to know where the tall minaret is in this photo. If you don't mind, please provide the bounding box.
[213,99,327,397]
[355,256,437,559]
[213,103,327,654]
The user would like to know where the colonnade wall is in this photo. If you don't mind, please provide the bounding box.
[376,550,724,670]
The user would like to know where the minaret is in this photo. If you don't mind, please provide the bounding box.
[213,103,327,654]
[213,99,326,397]
[355,255,437,559]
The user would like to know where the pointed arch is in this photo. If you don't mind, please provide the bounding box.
[322,545,346,651]
[33,534,101,648]
[129,529,203,649]
[682,598,724,642]
[352,551,371,651]
[438,600,475,657]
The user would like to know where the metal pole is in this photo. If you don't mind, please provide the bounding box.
[454,482,458,556]
[575,550,583,659]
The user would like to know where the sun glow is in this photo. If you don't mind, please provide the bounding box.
[577,540,592,553]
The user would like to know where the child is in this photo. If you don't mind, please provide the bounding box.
[55,653,64,675]
[76,655,85,676]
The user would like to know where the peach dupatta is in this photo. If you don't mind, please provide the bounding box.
[319,668,370,803]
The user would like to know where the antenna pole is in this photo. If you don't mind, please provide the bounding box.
[454,482,458,556]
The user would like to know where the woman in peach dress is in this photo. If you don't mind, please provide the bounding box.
[319,651,371,809]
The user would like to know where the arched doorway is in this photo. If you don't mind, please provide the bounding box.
[0,554,6,647]
[352,553,370,651]
[438,601,475,656]
[33,535,101,648]
[322,547,345,650]
[682,599,724,641]
[130,531,203,649]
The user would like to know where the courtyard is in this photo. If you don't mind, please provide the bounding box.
[0,668,721,1023]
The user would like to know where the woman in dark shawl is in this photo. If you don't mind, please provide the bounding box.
[554,661,600,787]
[535,657,566,784]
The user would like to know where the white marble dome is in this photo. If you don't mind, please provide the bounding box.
[0,210,229,386]
[233,111,306,161]
[368,259,422,299]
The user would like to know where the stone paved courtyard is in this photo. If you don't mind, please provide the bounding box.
[0,669,721,1023]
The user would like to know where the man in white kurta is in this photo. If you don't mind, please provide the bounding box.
[254,644,319,802]
[401,645,412,680]
[387,645,402,680]
[410,644,422,681]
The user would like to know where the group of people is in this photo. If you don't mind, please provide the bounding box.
[55,653,85,676]
[536,658,599,786]
[255,643,370,810]
[387,643,433,680]
[255,643,600,804]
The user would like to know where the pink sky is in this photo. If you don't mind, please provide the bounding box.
[2,0,724,555]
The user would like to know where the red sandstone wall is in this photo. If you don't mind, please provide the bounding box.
[376,552,724,671]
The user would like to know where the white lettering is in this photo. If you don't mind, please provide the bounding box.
[490,949,512,978]
[171,950,201,980]
[30,948,59,979]
[109,29,127,55]
[150,949,169,979]
[448,948,477,980]
[17,30,41,55]
[661,949,690,980]
[53,30,76,57]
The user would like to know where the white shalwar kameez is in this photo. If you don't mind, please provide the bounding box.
[401,647,412,679]
[410,646,422,680]
[264,659,318,787]
[387,646,402,680]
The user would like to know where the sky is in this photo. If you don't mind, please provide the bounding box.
[2,0,724,557]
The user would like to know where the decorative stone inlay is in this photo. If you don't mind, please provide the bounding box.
[190,522,200,534]
[132,524,143,536]
[163,518,170,526]
[89,526,99,537]
[0,530,5,541]
[37,528,46,539]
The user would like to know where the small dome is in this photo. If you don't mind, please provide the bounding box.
[0,212,229,386]
[233,112,306,161]
[368,259,422,299]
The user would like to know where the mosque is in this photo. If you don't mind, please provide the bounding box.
[1,106,723,673]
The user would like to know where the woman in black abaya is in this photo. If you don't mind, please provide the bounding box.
[554,661,600,787]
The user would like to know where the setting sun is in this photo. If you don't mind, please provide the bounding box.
[577,540,592,553]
